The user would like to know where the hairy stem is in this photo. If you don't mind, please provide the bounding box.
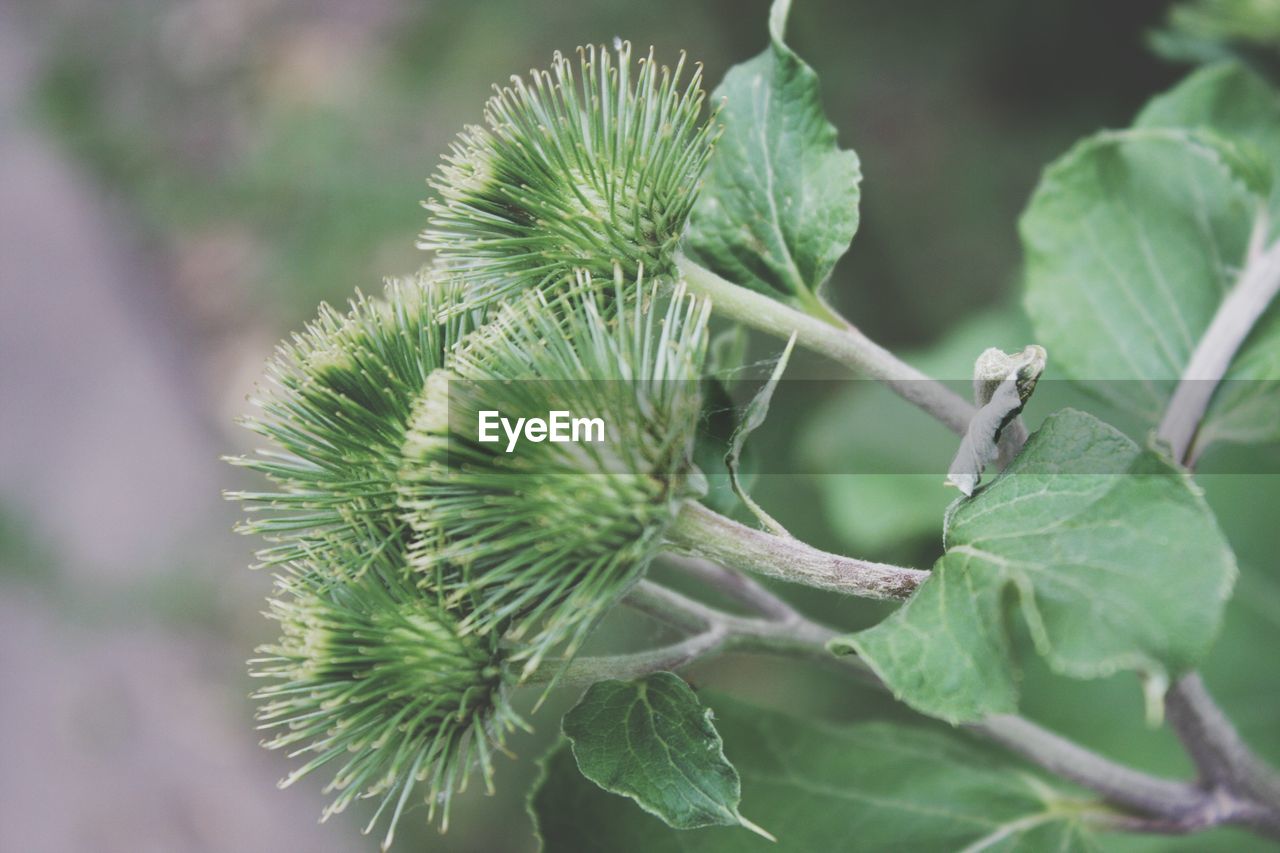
[521,628,728,686]
[1158,223,1280,463]
[971,714,1206,817]
[666,500,927,600]
[1166,673,1280,811]
[661,553,801,621]
[1152,221,1280,810]
[523,579,864,688]
[623,580,851,667]
[677,254,976,435]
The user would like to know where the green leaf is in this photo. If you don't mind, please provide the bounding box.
[536,693,1105,852]
[684,0,861,316]
[560,673,770,838]
[726,333,796,535]
[1150,0,1280,73]
[1137,62,1280,220]
[835,409,1237,724]
[1020,126,1277,444]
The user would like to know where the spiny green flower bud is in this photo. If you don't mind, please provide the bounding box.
[227,271,481,567]
[251,543,523,849]
[419,42,716,308]
[399,271,711,675]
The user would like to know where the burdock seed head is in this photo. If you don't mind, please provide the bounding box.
[250,540,524,849]
[420,42,716,308]
[227,271,482,568]
[398,270,711,676]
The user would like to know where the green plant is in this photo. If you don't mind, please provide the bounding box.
[230,1,1280,848]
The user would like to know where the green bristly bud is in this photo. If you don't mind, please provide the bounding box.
[250,543,523,849]
[227,271,481,567]
[399,271,711,675]
[419,42,716,308]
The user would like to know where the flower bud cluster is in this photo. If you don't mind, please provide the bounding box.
[233,41,716,845]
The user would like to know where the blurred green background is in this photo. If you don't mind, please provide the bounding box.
[1,0,1277,850]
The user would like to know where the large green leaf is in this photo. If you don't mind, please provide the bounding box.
[535,694,1105,852]
[1020,125,1277,445]
[835,409,1237,724]
[684,0,861,316]
[561,673,767,836]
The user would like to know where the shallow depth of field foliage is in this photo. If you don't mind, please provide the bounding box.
[26,0,1280,849]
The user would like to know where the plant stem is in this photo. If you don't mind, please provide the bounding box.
[971,714,1206,817]
[521,628,728,686]
[522,579,866,688]
[1166,675,1280,812]
[666,500,927,600]
[1152,223,1280,810]
[661,553,801,621]
[1158,225,1280,463]
[620,577,722,631]
[623,579,852,668]
[677,254,976,435]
